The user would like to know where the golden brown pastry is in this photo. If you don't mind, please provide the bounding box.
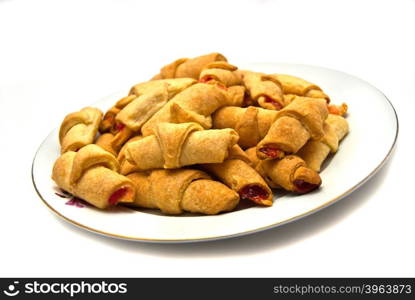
[127,169,239,215]
[199,62,242,87]
[201,156,273,206]
[52,144,136,209]
[141,83,238,136]
[59,107,102,154]
[117,136,144,175]
[100,78,196,133]
[328,103,348,116]
[246,148,321,194]
[271,74,330,102]
[125,122,239,170]
[240,70,284,110]
[152,52,227,80]
[297,114,349,172]
[212,106,278,149]
[256,97,328,159]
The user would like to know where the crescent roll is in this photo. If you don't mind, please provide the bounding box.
[52,144,136,209]
[152,52,227,80]
[201,150,273,206]
[240,70,284,110]
[124,122,239,170]
[127,169,239,215]
[59,107,102,154]
[256,97,328,160]
[246,148,321,194]
[297,114,349,172]
[213,106,278,149]
[199,62,242,87]
[100,78,196,133]
[271,74,330,102]
[141,83,235,136]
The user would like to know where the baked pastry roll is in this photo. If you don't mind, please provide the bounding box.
[297,114,349,172]
[125,122,239,170]
[199,62,242,87]
[127,169,239,215]
[100,78,196,133]
[52,144,136,209]
[141,83,237,136]
[213,106,278,149]
[201,148,273,206]
[256,97,328,160]
[246,148,321,194]
[151,52,227,80]
[271,74,330,102]
[240,70,284,110]
[59,107,102,154]
[117,136,144,175]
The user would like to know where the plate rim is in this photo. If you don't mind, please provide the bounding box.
[31,63,399,243]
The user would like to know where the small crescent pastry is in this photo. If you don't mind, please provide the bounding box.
[59,107,103,154]
[52,144,136,209]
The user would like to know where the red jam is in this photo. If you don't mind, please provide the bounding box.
[258,146,283,159]
[293,180,319,194]
[113,122,125,133]
[108,187,129,205]
[199,76,214,83]
[239,185,269,205]
[264,96,282,110]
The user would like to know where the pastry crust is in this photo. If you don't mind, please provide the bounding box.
[271,74,330,102]
[240,70,284,110]
[256,97,328,159]
[127,169,239,215]
[246,148,321,193]
[297,114,349,172]
[199,61,242,87]
[125,122,239,170]
[141,83,233,136]
[153,52,227,80]
[52,144,136,209]
[212,106,278,149]
[202,158,273,206]
[59,107,103,154]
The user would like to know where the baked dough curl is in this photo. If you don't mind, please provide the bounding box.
[246,148,321,194]
[59,107,102,154]
[151,52,227,80]
[52,144,136,209]
[256,97,328,160]
[213,106,278,149]
[297,114,349,172]
[127,169,239,215]
[141,83,241,136]
[125,122,239,171]
[240,70,284,110]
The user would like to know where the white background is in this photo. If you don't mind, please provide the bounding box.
[0,0,414,277]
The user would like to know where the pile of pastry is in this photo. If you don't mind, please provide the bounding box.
[52,53,349,215]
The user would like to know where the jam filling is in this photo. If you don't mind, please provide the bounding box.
[199,76,227,90]
[258,146,283,159]
[263,96,282,110]
[113,122,125,133]
[293,180,319,194]
[108,187,129,205]
[239,185,269,205]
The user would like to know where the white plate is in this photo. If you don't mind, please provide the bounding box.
[32,63,398,243]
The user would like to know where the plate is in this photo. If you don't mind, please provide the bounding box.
[32,63,398,243]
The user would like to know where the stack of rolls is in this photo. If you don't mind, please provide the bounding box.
[52,53,349,215]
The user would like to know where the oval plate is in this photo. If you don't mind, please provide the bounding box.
[32,63,398,243]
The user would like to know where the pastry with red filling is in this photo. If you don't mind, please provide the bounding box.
[52,144,136,209]
[127,169,239,215]
[212,106,278,149]
[239,70,285,110]
[199,61,242,88]
[246,148,321,194]
[59,107,102,154]
[256,97,328,160]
